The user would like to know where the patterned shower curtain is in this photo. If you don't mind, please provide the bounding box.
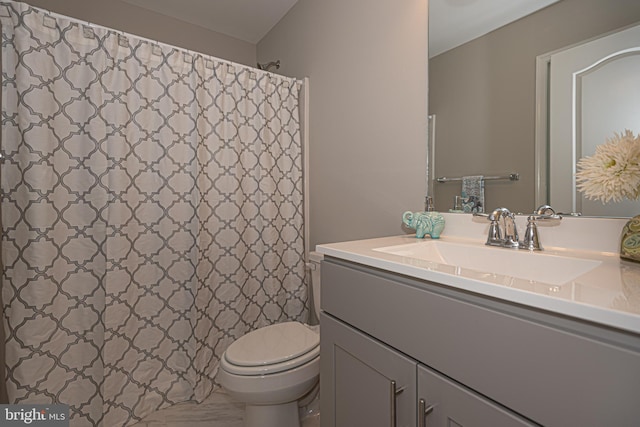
[0,2,307,425]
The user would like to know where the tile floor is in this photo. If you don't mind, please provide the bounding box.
[132,390,320,427]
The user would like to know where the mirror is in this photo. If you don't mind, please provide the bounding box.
[428,0,640,217]
[538,22,640,217]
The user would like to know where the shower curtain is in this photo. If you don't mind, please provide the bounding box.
[0,2,307,425]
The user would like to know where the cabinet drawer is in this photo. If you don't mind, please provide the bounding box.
[322,258,640,426]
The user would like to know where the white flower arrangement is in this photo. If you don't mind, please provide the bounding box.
[575,129,640,204]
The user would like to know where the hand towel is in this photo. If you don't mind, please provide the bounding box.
[461,175,484,213]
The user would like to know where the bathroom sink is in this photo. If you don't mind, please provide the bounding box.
[373,240,601,286]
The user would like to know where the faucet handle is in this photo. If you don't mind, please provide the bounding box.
[535,204,556,216]
[531,213,563,222]
[472,212,504,243]
[532,205,562,221]
[534,205,563,219]
[472,212,503,244]
[521,215,543,251]
[520,208,563,251]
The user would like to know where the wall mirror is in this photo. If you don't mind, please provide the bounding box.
[428,0,640,217]
[536,22,640,217]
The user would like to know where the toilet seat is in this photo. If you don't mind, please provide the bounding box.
[222,321,320,375]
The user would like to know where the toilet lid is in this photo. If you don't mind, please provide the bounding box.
[221,343,319,375]
[225,321,320,368]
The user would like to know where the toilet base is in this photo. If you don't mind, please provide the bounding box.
[245,401,300,427]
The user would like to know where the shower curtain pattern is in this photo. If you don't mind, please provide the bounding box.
[0,2,306,425]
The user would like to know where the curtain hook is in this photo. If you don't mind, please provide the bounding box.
[118,32,129,48]
[42,14,56,29]
[82,21,95,39]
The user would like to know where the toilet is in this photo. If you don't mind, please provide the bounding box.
[218,251,323,427]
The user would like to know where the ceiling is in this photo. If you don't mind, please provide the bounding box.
[122,0,559,55]
[121,0,299,44]
[429,0,560,57]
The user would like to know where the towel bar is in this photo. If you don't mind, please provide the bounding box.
[436,173,519,183]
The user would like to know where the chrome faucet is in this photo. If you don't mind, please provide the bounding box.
[476,205,562,251]
[485,207,520,248]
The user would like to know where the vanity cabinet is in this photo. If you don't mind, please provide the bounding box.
[319,257,640,427]
[321,312,534,427]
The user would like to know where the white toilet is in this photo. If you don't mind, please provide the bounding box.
[218,251,323,427]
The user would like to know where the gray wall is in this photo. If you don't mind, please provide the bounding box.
[430,0,640,214]
[258,0,429,249]
[19,0,256,66]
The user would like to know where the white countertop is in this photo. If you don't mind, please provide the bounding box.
[316,225,640,335]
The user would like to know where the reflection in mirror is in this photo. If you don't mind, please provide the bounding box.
[428,0,640,217]
[537,22,640,217]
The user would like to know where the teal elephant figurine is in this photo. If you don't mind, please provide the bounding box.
[402,211,445,239]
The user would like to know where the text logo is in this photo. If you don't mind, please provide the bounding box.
[0,405,68,426]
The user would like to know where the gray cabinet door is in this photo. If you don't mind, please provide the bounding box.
[321,313,417,427]
[417,365,537,427]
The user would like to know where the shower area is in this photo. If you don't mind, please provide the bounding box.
[0,2,309,425]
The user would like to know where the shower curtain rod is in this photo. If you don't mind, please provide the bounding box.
[19,2,301,85]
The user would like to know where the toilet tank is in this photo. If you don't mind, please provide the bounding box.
[307,251,324,319]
